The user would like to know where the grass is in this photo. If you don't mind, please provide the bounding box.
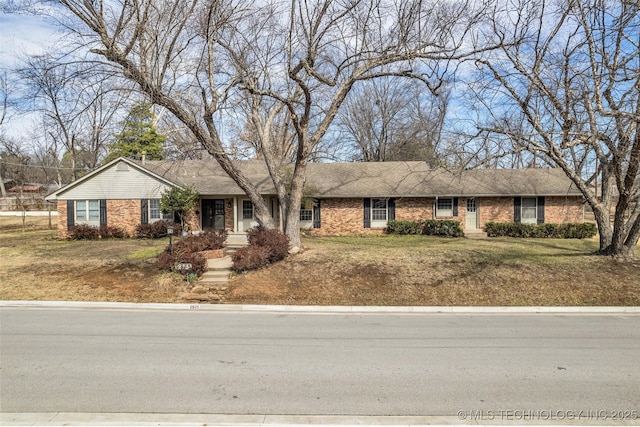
[226,234,640,306]
[1,216,639,305]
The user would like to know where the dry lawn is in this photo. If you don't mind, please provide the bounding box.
[1,216,639,306]
[0,216,188,302]
[226,235,640,306]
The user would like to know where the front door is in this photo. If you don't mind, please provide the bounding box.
[466,198,478,229]
[202,199,225,230]
[238,199,259,232]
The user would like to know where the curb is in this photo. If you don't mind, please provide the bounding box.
[1,300,639,314]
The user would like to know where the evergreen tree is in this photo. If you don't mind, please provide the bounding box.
[105,102,165,162]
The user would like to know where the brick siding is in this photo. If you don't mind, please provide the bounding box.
[56,195,585,239]
[107,199,142,236]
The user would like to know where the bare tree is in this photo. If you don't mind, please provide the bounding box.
[18,55,127,183]
[0,72,9,197]
[55,0,493,247]
[336,77,448,165]
[470,0,640,258]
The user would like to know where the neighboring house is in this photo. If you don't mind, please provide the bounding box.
[45,157,586,238]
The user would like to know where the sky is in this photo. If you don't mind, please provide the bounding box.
[0,10,59,140]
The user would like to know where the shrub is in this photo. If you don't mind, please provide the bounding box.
[136,221,181,238]
[246,226,289,263]
[484,222,597,239]
[173,230,227,253]
[156,249,207,277]
[99,225,128,239]
[385,220,422,235]
[232,226,290,272]
[231,246,272,272]
[68,224,100,240]
[421,220,464,237]
[386,220,464,237]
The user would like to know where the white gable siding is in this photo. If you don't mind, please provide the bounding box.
[57,161,173,200]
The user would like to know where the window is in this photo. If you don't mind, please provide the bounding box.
[436,198,453,217]
[150,199,162,220]
[300,206,313,221]
[521,197,537,224]
[76,200,100,223]
[242,200,254,219]
[146,199,172,222]
[371,198,388,221]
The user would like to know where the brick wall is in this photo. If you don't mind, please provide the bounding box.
[106,199,142,236]
[478,197,514,228]
[56,201,68,239]
[311,198,380,236]
[545,196,584,223]
[225,198,234,231]
[395,197,434,221]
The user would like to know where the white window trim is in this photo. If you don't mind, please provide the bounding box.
[242,200,254,220]
[436,198,453,217]
[148,199,173,223]
[371,198,388,228]
[521,197,538,224]
[75,200,100,225]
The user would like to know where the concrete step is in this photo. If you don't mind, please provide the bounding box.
[465,230,488,239]
[206,256,233,270]
[201,270,229,279]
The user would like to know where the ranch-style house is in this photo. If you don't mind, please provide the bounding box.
[45,157,587,238]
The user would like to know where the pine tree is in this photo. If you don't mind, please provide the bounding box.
[105,102,165,162]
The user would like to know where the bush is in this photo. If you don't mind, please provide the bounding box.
[99,225,128,239]
[385,220,423,235]
[484,222,597,239]
[246,226,290,263]
[231,246,272,272]
[136,221,181,238]
[156,249,207,277]
[386,219,464,237]
[68,224,100,240]
[173,230,227,253]
[232,226,290,272]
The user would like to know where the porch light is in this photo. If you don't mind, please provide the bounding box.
[167,225,174,254]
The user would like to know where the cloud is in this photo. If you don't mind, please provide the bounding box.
[0,12,59,70]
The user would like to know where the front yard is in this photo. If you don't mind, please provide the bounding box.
[1,216,639,305]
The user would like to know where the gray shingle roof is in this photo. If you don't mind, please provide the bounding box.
[139,159,582,198]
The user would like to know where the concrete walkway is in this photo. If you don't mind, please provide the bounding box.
[182,233,248,303]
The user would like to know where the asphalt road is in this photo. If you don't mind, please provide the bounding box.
[1,308,639,417]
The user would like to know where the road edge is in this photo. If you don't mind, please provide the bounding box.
[1,300,639,314]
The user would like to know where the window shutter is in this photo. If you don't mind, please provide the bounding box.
[453,197,459,216]
[313,199,321,229]
[100,199,107,227]
[388,198,396,221]
[141,199,149,224]
[537,196,545,224]
[363,198,371,228]
[514,197,522,223]
[67,200,75,230]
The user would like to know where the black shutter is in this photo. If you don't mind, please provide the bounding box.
[141,199,149,224]
[363,198,371,228]
[100,199,107,227]
[388,198,396,221]
[514,197,522,223]
[453,197,459,216]
[537,196,545,224]
[313,199,321,229]
[66,200,74,230]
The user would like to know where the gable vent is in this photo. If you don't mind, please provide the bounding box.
[116,162,129,171]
